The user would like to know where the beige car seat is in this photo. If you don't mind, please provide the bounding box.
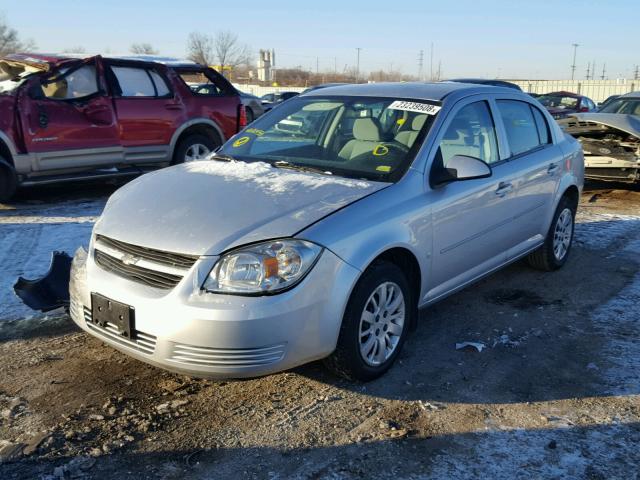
[395,114,427,147]
[338,118,384,161]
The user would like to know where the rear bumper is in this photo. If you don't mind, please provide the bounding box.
[69,245,360,379]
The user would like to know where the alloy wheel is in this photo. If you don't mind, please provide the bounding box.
[184,143,211,162]
[553,208,573,261]
[358,282,405,366]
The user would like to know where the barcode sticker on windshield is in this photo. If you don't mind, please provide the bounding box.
[389,101,441,115]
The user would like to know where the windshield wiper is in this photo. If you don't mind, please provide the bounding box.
[210,153,236,162]
[272,160,333,176]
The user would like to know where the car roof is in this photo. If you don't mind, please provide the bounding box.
[619,91,640,99]
[302,81,518,101]
[542,91,582,98]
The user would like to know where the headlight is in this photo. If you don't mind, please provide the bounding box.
[203,239,323,294]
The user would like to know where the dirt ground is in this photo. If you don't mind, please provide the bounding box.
[1,180,640,479]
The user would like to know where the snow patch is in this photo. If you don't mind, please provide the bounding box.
[575,212,640,249]
[185,160,373,194]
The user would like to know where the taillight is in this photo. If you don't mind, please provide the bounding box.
[238,104,247,131]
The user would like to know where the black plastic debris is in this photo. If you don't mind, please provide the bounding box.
[13,251,72,312]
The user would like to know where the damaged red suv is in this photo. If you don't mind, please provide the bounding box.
[0,54,246,201]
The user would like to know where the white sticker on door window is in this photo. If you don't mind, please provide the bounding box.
[388,100,441,115]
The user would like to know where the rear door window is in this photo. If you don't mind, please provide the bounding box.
[496,100,543,156]
[531,106,550,144]
[111,66,170,97]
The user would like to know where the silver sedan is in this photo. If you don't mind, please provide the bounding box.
[69,82,584,381]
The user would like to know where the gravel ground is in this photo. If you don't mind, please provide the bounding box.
[0,180,639,479]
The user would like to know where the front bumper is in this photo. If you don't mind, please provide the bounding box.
[584,155,640,183]
[69,246,360,379]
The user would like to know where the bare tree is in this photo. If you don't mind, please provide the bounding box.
[213,31,251,71]
[130,43,158,55]
[0,15,36,56]
[62,46,86,54]
[187,31,252,78]
[187,32,214,65]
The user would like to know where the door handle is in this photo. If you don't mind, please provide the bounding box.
[547,163,559,174]
[495,182,513,197]
[164,102,183,110]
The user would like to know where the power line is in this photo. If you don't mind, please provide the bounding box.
[570,43,579,80]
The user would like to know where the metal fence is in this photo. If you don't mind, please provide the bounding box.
[509,80,638,102]
[233,80,639,103]
[232,84,306,97]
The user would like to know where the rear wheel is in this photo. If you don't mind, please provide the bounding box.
[0,159,17,203]
[526,196,576,271]
[324,261,413,381]
[172,133,219,164]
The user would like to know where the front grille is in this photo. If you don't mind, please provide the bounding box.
[95,235,199,269]
[168,342,286,368]
[94,249,183,289]
[83,307,157,355]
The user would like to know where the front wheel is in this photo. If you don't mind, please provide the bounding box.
[324,261,414,381]
[526,196,576,271]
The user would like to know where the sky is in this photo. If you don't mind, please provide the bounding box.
[2,0,638,80]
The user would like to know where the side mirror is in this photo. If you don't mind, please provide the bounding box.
[432,155,492,186]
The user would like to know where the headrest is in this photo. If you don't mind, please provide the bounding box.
[353,118,381,141]
[411,115,428,131]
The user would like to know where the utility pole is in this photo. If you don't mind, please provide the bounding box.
[601,63,606,80]
[586,62,590,80]
[635,65,640,80]
[355,48,362,83]
[570,43,579,80]
[316,57,319,75]
[591,60,596,81]
[334,57,337,74]
[437,60,442,81]
[429,42,434,81]
[418,50,424,81]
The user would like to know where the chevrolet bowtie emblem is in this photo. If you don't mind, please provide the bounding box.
[121,254,140,266]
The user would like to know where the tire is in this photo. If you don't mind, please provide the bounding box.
[324,261,414,381]
[246,107,255,124]
[0,159,17,203]
[172,133,219,165]
[526,196,576,271]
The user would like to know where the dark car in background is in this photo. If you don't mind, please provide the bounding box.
[260,91,300,111]
[537,91,597,119]
[597,94,622,111]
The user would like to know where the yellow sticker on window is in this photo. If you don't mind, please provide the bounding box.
[373,144,389,156]
[245,128,265,136]
[233,136,251,147]
[376,165,391,172]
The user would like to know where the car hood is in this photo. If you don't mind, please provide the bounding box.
[563,113,640,138]
[95,160,388,256]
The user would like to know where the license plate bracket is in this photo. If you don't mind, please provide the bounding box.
[91,293,135,339]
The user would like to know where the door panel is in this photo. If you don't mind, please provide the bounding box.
[19,62,121,171]
[108,64,186,150]
[428,162,521,300]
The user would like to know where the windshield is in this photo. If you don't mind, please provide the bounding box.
[217,95,440,182]
[599,98,640,115]
[537,95,579,110]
